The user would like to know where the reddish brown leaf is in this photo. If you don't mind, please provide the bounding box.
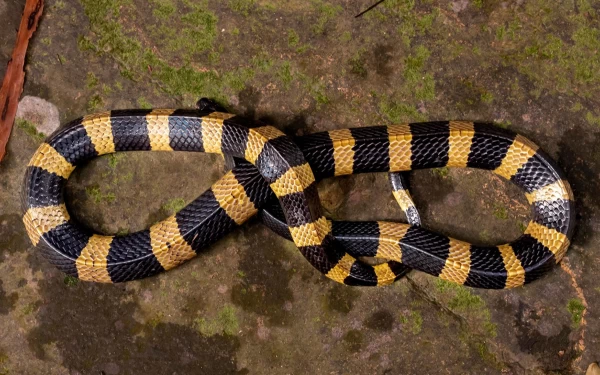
[0,0,44,162]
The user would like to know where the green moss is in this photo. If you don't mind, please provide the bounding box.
[586,111,600,127]
[86,72,99,88]
[449,287,484,310]
[77,35,95,52]
[170,6,218,57]
[21,303,37,316]
[287,29,299,47]
[567,299,585,327]
[15,118,45,142]
[107,153,124,169]
[431,167,450,178]
[86,186,116,203]
[473,0,483,8]
[301,76,330,106]
[571,26,600,84]
[224,67,255,91]
[311,0,342,35]
[150,0,175,19]
[385,2,437,46]
[251,52,273,72]
[228,0,254,16]
[493,204,508,220]
[64,275,79,287]
[404,46,431,82]
[57,54,67,64]
[80,0,222,94]
[278,61,293,89]
[137,97,152,109]
[41,37,52,45]
[378,95,425,123]
[495,23,517,41]
[435,280,497,337]
[348,49,367,78]
[475,341,503,370]
[403,46,436,100]
[514,17,600,96]
[296,44,312,53]
[162,198,186,214]
[147,313,164,328]
[208,51,220,64]
[410,311,422,334]
[496,120,511,129]
[340,31,352,42]
[399,310,422,334]
[481,92,494,103]
[87,94,103,112]
[435,279,455,293]
[195,305,239,336]
[80,1,293,104]
[415,74,435,100]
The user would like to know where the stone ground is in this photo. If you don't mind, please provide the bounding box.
[0,0,599,374]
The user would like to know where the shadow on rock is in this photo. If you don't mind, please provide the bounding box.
[26,267,245,374]
[558,125,600,249]
[0,279,18,314]
[230,223,295,326]
[515,301,574,371]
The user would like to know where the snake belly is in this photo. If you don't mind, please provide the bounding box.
[22,110,575,288]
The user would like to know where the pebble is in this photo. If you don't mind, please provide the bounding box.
[16,96,60,135]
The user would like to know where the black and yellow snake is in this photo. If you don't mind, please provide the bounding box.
[22,101,575,288]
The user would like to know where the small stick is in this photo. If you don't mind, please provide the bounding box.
[0,0,44,162]
[355,0,386,18]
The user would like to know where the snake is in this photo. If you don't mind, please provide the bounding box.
[22,101,575,288]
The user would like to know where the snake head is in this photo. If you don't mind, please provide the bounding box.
[196,98,227,113]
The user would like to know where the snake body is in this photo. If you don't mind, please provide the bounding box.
[22,108,575,288]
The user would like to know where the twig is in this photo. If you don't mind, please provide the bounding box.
[355,0,386,18]
[0,0,44,162]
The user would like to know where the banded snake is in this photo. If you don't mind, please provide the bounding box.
[22,100,575,288]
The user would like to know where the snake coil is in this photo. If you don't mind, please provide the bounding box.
[22,102,575,289]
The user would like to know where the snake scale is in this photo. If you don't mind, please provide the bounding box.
[22,102,575,289]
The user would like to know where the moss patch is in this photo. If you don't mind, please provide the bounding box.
[311,0,342,35]
[194,305,239,336]
[399,310,423,334]
[567,299,585,328]
[378,94,426,123]
[63,275,79,287]
[493,204,508,220]
[137,97,152,109]
[162,198,186,215]
[78,0,249,105]
[431,167,450,178]
[228,0,255,16]
[15,118,45,142]
[85,186,116,204]
[435,280,497,338]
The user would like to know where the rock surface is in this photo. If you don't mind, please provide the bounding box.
[16,96,60,136]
